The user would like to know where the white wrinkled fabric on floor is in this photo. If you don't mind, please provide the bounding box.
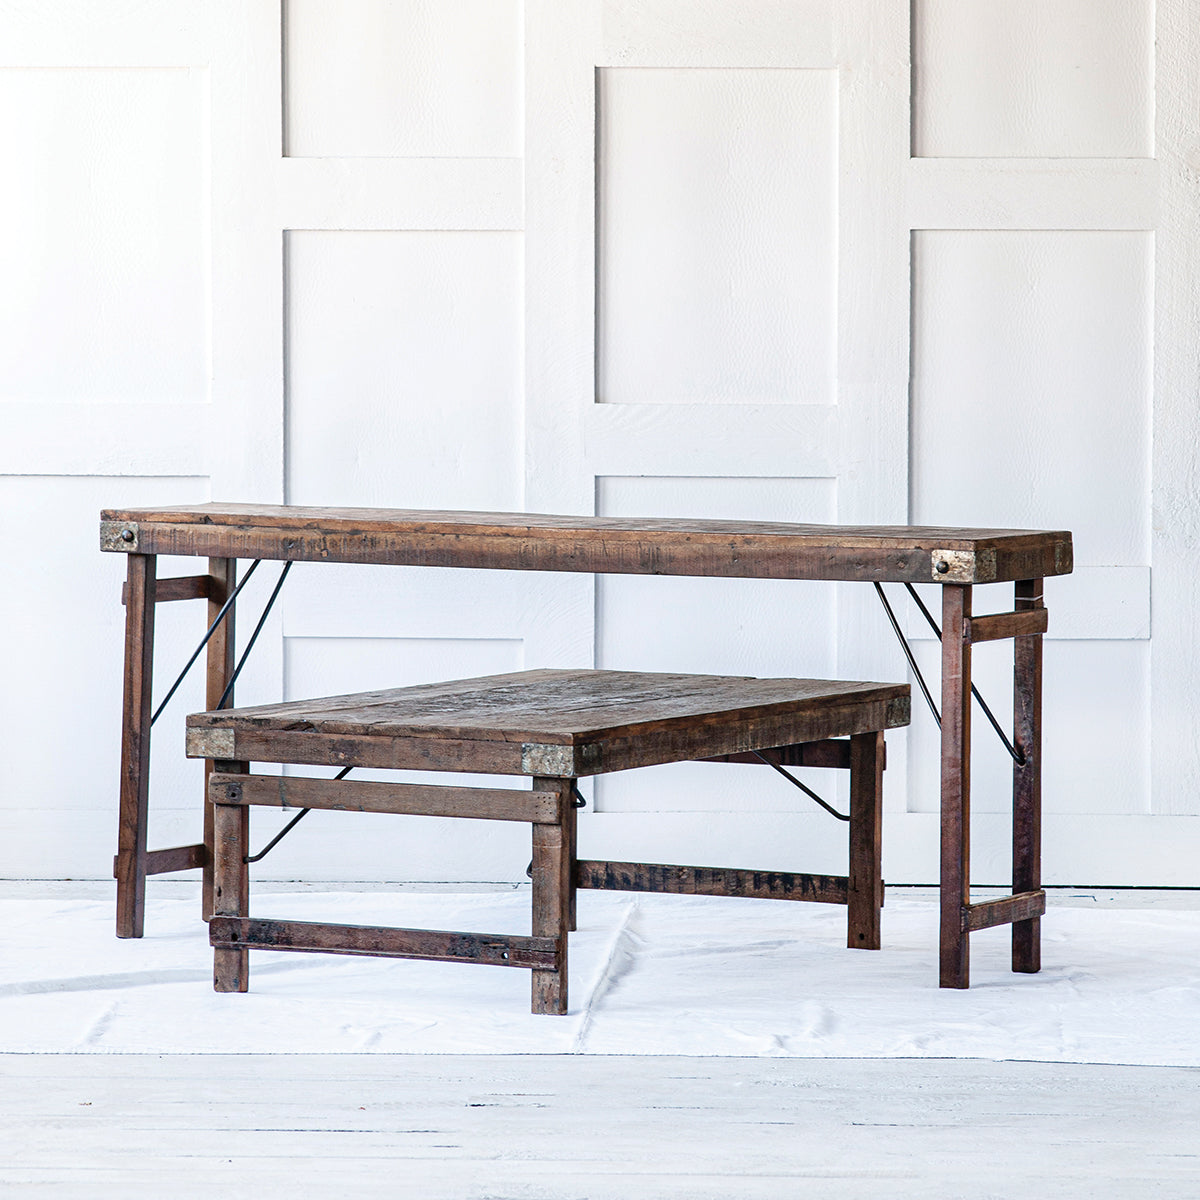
[3,890,1197,1064]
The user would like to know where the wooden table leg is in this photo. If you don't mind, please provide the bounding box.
[202,558,237,921]
[115,554,157,938]
[212,760,250,992]
[566,781,578,933]
[531,778,570,1015]
[1012,578,1044,973]
[940,584,971,988]
[848,729,884,949]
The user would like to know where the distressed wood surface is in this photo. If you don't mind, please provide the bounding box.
[211,782,249,994]
[963,890,1048,933]
[703,739,858,770]
[576,860,849,904]
[964,608,1050,644]
[209,772,559,823]
[120,574,212,604]
[99,503,1073,584]
[186,670,909,780]
[114,554,156,940]
[1013,579,1045,972]
[209,917,559,971]
[847,730,884,950]
[202,558,235,923]
[531,779,570,1014]
[940,585,972,989]
[186,669,907,741]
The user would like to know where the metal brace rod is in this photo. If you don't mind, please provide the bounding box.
[874,582,941,726]
[243,765,352,865]
[150,560,262,727]
[751,750,849,822]
[874,582,1025,766]
[902,584,1025,766]
[216,561,293,710]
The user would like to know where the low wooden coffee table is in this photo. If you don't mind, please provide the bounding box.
[187,668,909,1013]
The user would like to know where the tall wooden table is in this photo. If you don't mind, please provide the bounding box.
[100,504,1072,989]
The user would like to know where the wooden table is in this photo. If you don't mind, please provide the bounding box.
[100,503,1073,988]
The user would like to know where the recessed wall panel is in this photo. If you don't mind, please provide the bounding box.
[0,69,207,403]
[911,231,1151,567]
[285,0,522,158]
[913,0,1153,158]
[286,231,522,510]
[597,68,836,405]
[907,640,1149,821]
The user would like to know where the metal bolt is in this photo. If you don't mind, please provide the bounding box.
[121,529,135,542]
[935,560,950,574]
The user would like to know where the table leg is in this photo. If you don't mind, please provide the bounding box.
[847,729,884,949]
[212,759,250,992]
[202,558,237,921]
[531,778,570,1015]
[940,584,971,988]
[1012,578,1044,973]
[115,554,157,938]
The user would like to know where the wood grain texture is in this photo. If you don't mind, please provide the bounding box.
[99,504,1073,584]
[115,554,156,940]
[202,558,235,923]
[208,917,558,970]
[963,890,1047,933]
[211,792,248,993]
[576,860,849,904]
[531,778,570,1015]
[964,608,1049,644]
[940,585,972,989]
[847,730,884,950]
[1013,579,1045,972]
[209,772,559,823]
[120,574,212,604]
[186,669,910,777]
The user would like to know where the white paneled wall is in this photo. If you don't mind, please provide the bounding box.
[3,0,1199,884]
[597,68,836,405]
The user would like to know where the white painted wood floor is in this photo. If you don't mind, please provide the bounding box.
[2,1053,1198,1198]
[3,887,1198,1198]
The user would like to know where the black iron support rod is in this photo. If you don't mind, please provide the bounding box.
[150,559,262,727]
[217,561,293,710]
[874,582,941,726]
[243,765,352,865]
[752,750,849,822]
[903,583,1026,766]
